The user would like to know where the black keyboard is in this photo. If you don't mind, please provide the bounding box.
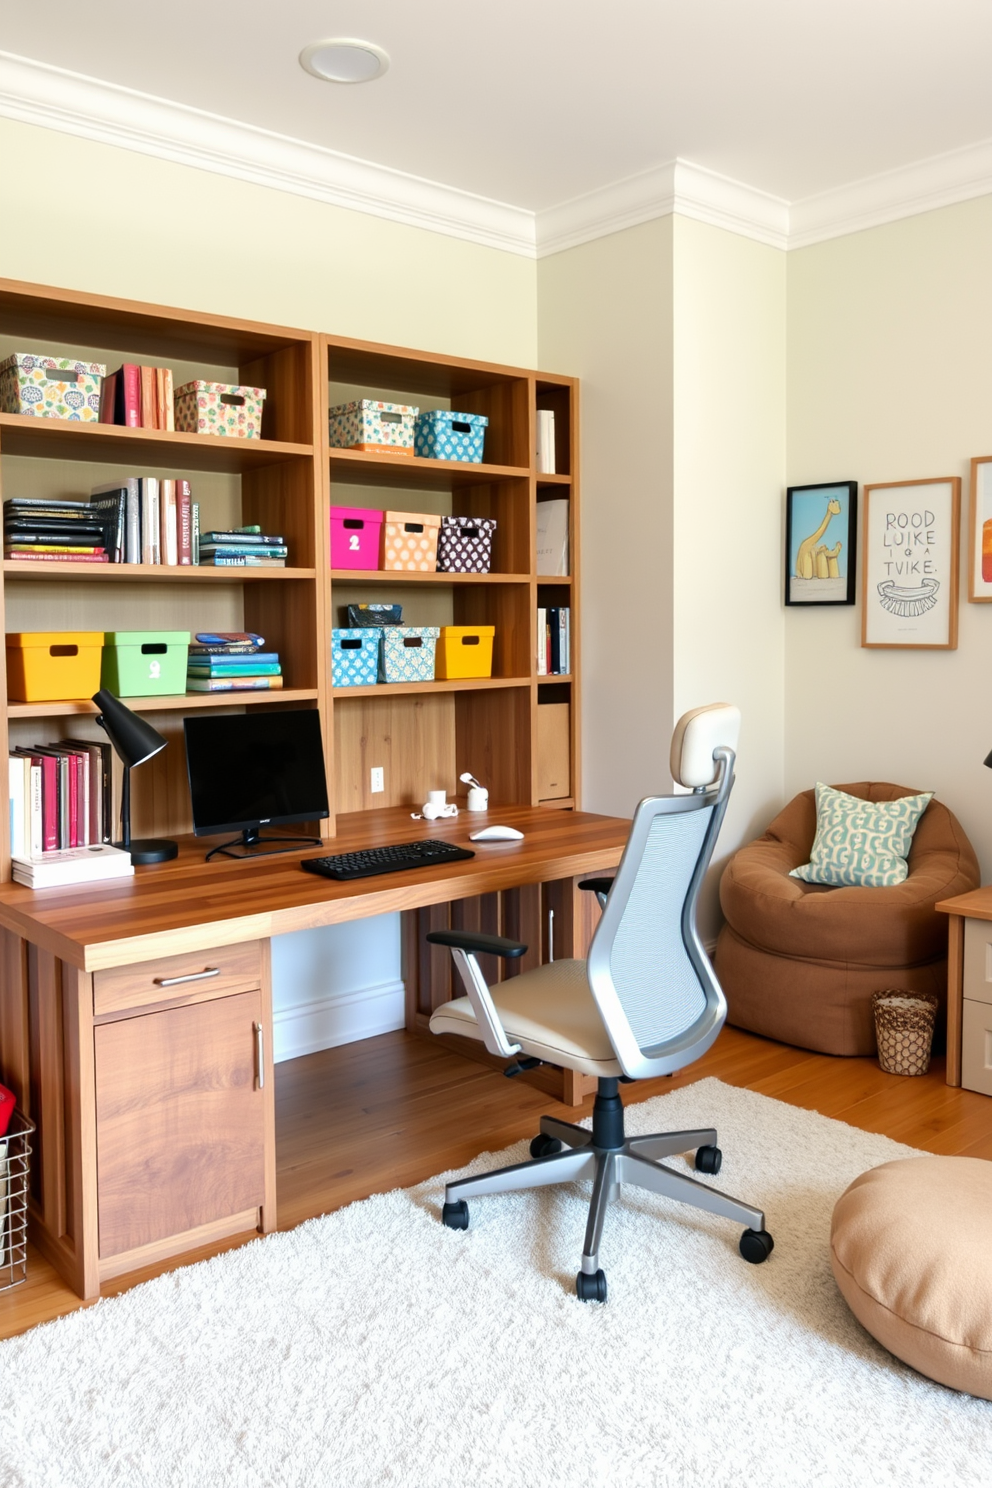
[301,839,475,881]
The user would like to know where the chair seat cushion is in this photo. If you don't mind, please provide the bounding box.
[428,958,622,1077]
[831,1156,992,1399]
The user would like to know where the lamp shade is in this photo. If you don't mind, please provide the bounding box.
[985,748,992,770]
[91,689,167,768]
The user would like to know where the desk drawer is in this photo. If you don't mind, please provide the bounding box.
[93,942,262,1017]
[963,920,992,1007]
[962,997,992,1096]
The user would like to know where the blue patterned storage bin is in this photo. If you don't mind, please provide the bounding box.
[379,626,439,683]
[414,410,488,464]
[331,628,380,687]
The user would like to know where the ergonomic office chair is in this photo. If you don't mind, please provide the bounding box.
[427,702,773,1301]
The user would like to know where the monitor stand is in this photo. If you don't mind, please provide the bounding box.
[205,828,323,862]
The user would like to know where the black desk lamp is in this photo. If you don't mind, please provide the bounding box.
[92,689,178,864]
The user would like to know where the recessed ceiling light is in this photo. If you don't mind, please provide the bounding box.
[299,39,389,84]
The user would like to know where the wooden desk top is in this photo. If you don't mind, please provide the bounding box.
[0,805,630,972]
[937,885,992,921]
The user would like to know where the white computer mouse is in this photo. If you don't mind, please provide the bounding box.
[469,825,524,842]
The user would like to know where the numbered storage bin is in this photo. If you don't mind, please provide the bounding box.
[382,510,441,572]
[6,632,104,702]
[101,631,190,697]
[435,515,496,573]
[328,400,418,456]
[435,626,495,680]
[174,381,266,439]
[331,628,380,688]
[0,354,105,422]
[379,627,439,683]
[330,507,383,570]
[414,410,488,463]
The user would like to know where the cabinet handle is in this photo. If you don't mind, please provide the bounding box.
[254,1021,265,1090]
[153,967,221,988]
[548,906,555,964]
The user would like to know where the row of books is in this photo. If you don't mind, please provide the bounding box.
[186,632,284,693]
[536,606,571,675]
[100,364,174,430]
[199,528,287,568]
[4,484,199,566]
[8,737,112,857]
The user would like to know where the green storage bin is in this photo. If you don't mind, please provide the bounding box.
[101,630,190,697]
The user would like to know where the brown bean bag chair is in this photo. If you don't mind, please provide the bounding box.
[714,782,980,1056]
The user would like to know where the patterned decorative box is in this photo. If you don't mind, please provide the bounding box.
[330,506,383,569]
[345,603,402,627]
[381,510,442,572]
[414,410,488,463]
[174,381,266,439]
[330,628,380,687]
[0,354,105,422]
[379,626,439,683]
[435,515,496,574]
[328,400,418,457]
[435,625,495,680]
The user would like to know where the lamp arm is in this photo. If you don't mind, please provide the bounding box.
[120,764,131,850]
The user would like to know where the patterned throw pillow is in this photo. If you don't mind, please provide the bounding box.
[789,783,933,888]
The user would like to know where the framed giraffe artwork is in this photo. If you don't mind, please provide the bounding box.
[861,477,960,649]
[785,481,858,606]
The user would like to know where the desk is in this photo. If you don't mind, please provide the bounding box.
[0,804,628,1300]
[937,885,992,1091]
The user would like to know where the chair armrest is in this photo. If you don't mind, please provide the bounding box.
[426,930,527,959]
[578,877,615,897]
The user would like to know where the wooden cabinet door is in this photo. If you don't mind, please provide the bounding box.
[95,990,266,1258]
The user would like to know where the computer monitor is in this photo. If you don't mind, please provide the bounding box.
[184,709,329,860]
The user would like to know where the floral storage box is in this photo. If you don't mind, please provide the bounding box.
[0,354,105,422]
[414,410,488,463]
[328,400,418,457]
[435,515,496,573]
[381,510,441,572]
[379,626,439,683]
[330,628,380,688]
[174,381,266,439]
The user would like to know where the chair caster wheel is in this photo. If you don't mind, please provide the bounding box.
[739,1228,774,1264]
[576,1269,607,1302]
[530,1133,564,1158]
[442,1200,469,1231]
[695,1144,722,1175]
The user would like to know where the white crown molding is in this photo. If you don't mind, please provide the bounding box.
[0,50,535,257]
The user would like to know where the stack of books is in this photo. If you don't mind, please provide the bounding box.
[90,477,196,566]
[536,606,571,675]
[198,527,288,567]
[8,737,112,856]
[186,632,284,693]
[100,364,175,430]
[11,844,133,890]
[4,493,125,563]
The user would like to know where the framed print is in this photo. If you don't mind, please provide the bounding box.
[785,481,858,605]
[968,456,992,601]
[861,477,960,649]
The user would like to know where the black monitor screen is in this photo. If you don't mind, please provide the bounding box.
[184,710,329,836]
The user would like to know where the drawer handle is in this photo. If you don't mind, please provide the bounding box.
[254,1021,265,1090]
[153,967,221,988]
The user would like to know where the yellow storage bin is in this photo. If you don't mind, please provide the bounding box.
[6,631,104,702]
[435,625,495,680]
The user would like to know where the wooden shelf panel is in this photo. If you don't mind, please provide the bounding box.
[329,569,528,585]
[0,414,312,473]
[332,676,531,700]
[537,474,571,487]
[329,448,528,490]
[537,674,573,683]
[4,562,316,583]
[535,574,573,585]
[7,688,319,719]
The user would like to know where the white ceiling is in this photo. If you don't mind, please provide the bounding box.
[4,1,992,243]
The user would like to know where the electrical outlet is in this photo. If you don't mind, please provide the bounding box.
[370,766,384,794]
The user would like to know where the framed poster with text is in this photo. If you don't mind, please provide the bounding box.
[861,477,959,649]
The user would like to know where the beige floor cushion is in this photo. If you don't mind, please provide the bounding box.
[831,1156,992,1399]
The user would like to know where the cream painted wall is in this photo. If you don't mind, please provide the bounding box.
[672,218,787,926]
[787,196,992,878]
[537,219,675,817]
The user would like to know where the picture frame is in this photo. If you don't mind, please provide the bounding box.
[785,481,858,606]
[968,456,992,601]
[861,477,960,649]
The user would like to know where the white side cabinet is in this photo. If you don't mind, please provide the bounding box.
[961,919,992,1096]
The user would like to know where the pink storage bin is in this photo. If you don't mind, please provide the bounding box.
[330,507,384,570]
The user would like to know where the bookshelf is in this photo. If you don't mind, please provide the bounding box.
[0,280,579,879]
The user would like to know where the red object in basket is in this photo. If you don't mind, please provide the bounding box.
[0,1084,15,1137]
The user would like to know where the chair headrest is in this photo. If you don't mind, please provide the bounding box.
[670,703,741,789]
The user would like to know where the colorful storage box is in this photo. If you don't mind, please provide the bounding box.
[414,410,488,463]
[0,354,105,423]
[101,631,190,697]
[328,400,418,457]
[382,510,441,572]
[330,507,384,569]
[435,625,495,680]
[330,629,380,688]
[6,632,104,702]
[379,627,439,683]
[435,515,497,574]
[174,381,266,439]
[345,603,402,627]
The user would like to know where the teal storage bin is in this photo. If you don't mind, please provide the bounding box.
[414,410,488,463]
[101,630,190,696]
[331,628,380,687]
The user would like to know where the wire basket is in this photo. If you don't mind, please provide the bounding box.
[872,991,939,1077]
[0,1110,34,1290]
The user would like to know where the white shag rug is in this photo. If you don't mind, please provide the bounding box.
[0,1077,989,1488]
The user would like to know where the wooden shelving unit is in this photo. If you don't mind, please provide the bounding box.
[0,280,579,878]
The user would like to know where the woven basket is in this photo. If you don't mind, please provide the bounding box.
[872,991,939,1077]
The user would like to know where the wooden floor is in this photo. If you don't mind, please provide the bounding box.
[1,1024,990,1340]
